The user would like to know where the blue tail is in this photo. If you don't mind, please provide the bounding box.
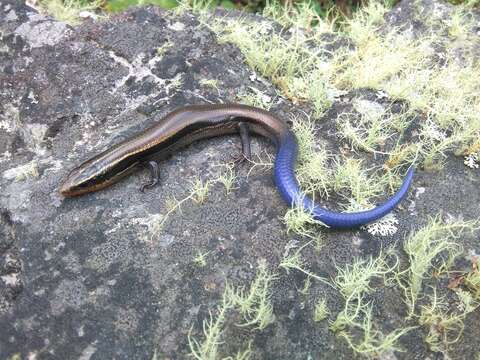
[274,132,414,229]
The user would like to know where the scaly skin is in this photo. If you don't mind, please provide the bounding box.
[60,104,414,229]
[274,132,414,228]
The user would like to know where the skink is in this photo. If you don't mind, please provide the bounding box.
[59,104,414,229]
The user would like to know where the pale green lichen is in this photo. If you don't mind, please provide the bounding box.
[188,261,276,359]
[313,299,329,322]
[331,251,415,358]
[39,0,103,25]
[419,288,477,354]
[226,260,276,330]
[396,217,479,317]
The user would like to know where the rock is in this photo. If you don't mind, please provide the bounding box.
[0,0,479,359]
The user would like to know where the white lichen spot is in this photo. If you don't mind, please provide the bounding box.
[24,56,34,66]
[283,239,300,258]
[78,10,100,20]
[69,112,101,153]
[41,157,63,175]
[0,103,20,132]
[132,213,165,243]
[0,151,12,163]
[376,90,389,99]
[158,233,175,248]
[1,273,20,286]
[25,0,40,11]
[168,21,185,31]
[34,288,45,297]
[77,324,85,337]
[326,88,348,102]
[415,187,426,198]
[15,15,68,48]
[44,249,52,261]
[424,121,447,141]
[29,123,49,151]
[104,222,123,235]
[362,213,399,236]
[19,123,49,155]
[351,235,364,246]
[353,99,386,120]
[108,51,166,94]
[78,343,97,360]
[5,8,18,21]
[27,90,38,104]
[0,42,10,54]
[3,160,39,181]
[0,120,12,132]
[464,152,479,169]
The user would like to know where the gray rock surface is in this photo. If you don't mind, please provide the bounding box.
[0,0,479,359]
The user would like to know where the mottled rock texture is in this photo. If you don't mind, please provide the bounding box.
[0,0,479,359]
